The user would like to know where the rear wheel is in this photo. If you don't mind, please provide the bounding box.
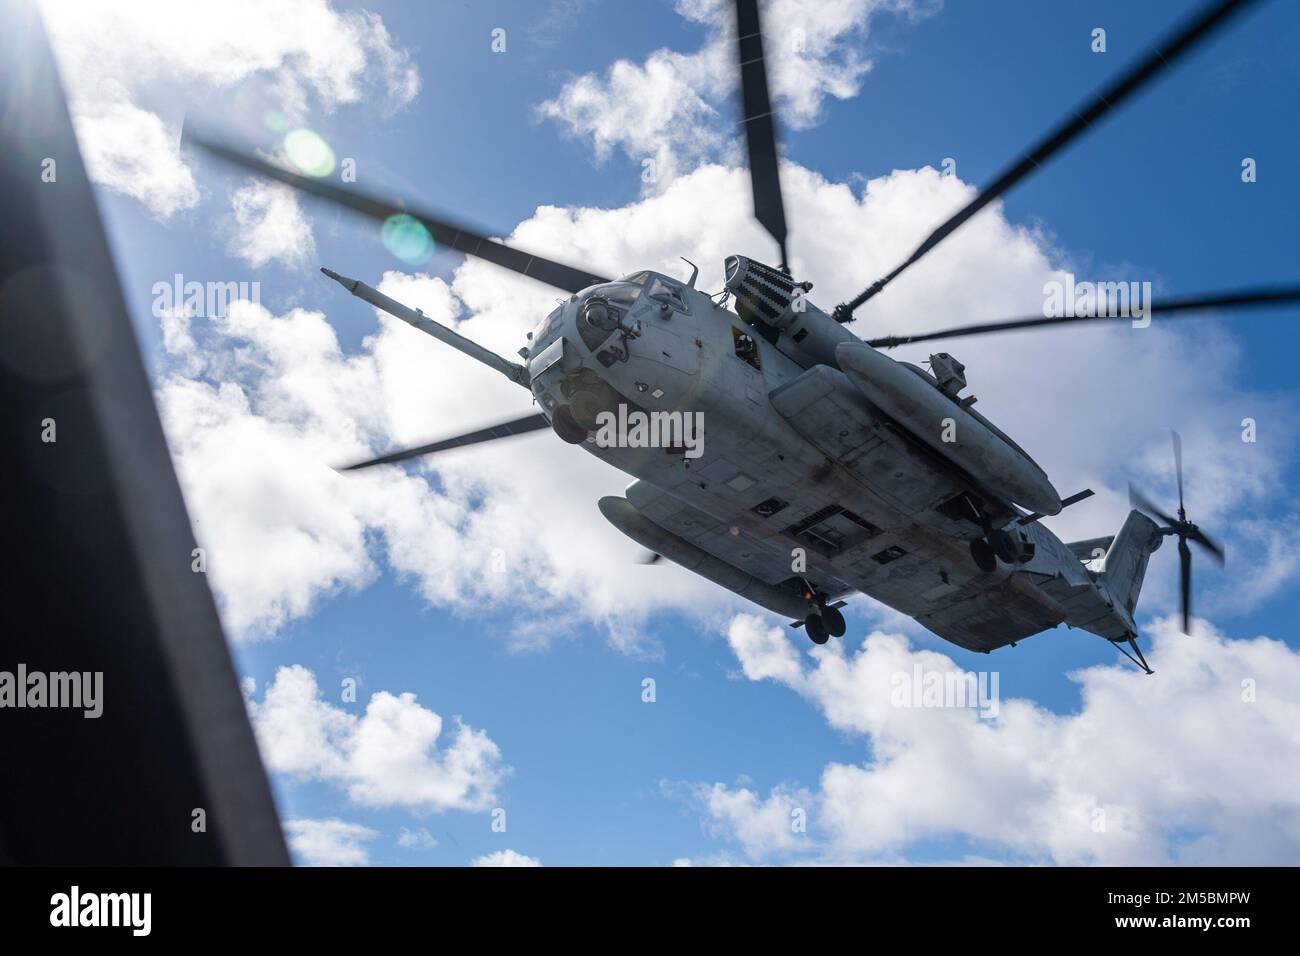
[992,529,1020,564]
[805,613,829,645]
[822,605,846,638]
[970,537,997,573]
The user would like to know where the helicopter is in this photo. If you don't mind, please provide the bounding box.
[191,0,1299,673]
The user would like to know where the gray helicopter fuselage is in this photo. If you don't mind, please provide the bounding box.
[526,270,1140,653]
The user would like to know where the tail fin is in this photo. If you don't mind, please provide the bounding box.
[1099,510,1164,615]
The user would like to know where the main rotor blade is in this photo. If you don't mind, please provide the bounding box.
[866,284,1300,349]
[339,412,551,471]
[1171,429,1185,514]
[836,0,1262,321]
[735,0,789,268]
[187,129,609,295]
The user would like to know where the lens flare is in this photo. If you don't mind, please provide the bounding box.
[283,128,335,177]
[381,214,435,265]
[263,110,287,133]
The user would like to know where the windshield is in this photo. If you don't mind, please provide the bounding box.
[586,282,641,307]
[532,304,566,352]
[647,277,688,312]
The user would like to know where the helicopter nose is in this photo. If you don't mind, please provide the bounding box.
[548,403,588,444]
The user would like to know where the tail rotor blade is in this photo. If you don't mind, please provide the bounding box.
[1189,527,1226,565]
[1129,482,1178,528]
[1171,430,1185,514]
[1178,537,1193,633]
[1132,433,1224,633]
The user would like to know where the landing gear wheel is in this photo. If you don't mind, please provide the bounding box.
[991,529,1019,564]
[821,605,846,638]
[970,537,997,573]
[805,613,829,645]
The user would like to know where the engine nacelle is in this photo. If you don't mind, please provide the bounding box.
[723,255,857,369]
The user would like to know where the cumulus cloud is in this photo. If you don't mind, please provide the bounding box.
[471,849,542,867]
[226,179,316,269]
[668,780,815,860]
[68,97,200,219]
[677,614,1300,865]
[396,827,438,850]
[538,0,934,184]
[41,0,419,219]
[284,818,378,866]
[247,665,507,813]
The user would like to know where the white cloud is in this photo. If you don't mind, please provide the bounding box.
[396,827,438,850]
[671,781,815,860]
[226,179,316,269]
[681,614,1300,864]
[284,818,377,866]
[471,849,542,867]
[247,665,507,814]
[41,0,419,219]
[538,0,933,184]
[70,97,200,219]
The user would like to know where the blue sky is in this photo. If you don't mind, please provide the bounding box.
[47,0,1300,866]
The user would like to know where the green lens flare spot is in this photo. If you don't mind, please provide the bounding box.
[382,214,435,265]
[263,110,288,134]
[283,128,335,177]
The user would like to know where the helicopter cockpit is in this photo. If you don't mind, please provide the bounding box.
[526,270,696,381]
[575,281,642,352]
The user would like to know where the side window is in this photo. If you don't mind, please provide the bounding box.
[732,326,761,370]
[648,277,688,313]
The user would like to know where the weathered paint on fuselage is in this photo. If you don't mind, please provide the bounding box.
[527,272,1125,653]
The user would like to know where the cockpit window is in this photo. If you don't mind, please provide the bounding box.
[532,305,565,351]
[622,271,651,286]
[648,277,688,313]
[587,282,641,307]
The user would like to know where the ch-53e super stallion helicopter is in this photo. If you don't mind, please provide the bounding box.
[192,0,1300,673]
